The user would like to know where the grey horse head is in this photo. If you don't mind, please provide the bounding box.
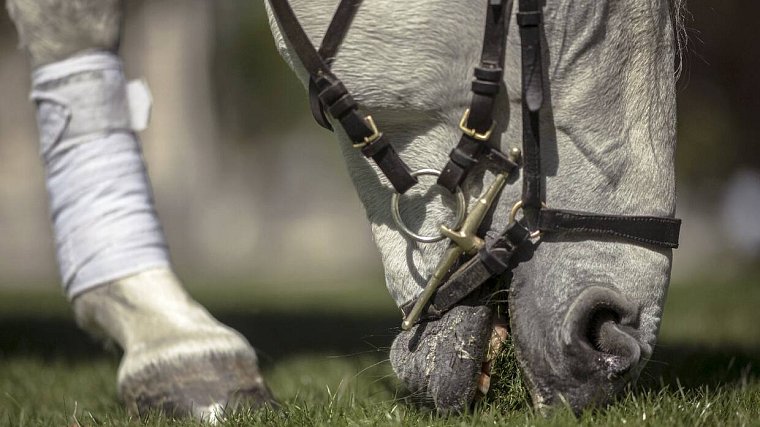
[268,0,679,413]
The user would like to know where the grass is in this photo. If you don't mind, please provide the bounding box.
[0,276,758,426]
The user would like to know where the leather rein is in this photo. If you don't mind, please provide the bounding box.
[268,0,682,329]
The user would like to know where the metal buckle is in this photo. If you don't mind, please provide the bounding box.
[459,108,495,141]
[509,200,548,239]
[352,115,382,148]
[391,169,466,244]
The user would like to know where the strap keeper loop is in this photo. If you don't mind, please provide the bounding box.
[479,246,509,275]
[472,80,500,95]
[327,94,357,119]
[474,67,503,82]
[359,132,389,156]
[318,80,349,104]
[517,11,541,27]
[450,147,478,168]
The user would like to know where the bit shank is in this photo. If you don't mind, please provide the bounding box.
[401,172,509,330]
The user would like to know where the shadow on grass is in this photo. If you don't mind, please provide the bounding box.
[0,310,757,391]
[641,342,760,390]
[0,311,401,364]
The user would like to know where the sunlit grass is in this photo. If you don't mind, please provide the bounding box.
[0,276,758,426]
[1,354,756,426]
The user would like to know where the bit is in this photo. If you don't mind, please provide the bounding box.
[401,172,508,330]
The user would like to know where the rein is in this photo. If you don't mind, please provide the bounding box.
[268,0,682,329]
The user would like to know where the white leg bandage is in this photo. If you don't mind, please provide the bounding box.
[31,52,170,299]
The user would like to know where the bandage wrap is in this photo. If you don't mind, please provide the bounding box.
[32,52,170,298]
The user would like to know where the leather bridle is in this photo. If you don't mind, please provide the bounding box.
[268,0,682,329]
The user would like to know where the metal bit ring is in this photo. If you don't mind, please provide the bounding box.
[391,169,466,243]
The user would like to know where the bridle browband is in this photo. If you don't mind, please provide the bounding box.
[269,0,681,329]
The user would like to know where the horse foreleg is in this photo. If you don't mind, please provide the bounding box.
[6,0,272,419]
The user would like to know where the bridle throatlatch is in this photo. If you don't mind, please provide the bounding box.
[269,0,682,330]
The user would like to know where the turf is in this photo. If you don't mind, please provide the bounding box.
[0,276,758,426]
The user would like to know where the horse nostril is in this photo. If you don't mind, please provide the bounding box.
[586,309,621,353]
[563,286,642,375]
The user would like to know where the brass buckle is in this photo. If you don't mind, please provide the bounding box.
[459,108,495,141]
[352,115,382,148]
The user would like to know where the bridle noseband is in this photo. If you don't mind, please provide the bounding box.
[269,0,682,329]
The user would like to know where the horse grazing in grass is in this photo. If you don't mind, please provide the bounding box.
[266,0,682,412]
[6,0,683,419]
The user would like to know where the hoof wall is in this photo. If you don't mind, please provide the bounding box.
[119,349,274,421]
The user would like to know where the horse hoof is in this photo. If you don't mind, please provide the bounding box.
[118,341,274,421]
[389,304,493,413]
[72,269,276,421]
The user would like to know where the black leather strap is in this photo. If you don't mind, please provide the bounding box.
[308,79,333,131]
[308,0,363,131]
[513,0,682,250]
[517,0,544,212]
[438,0,512,192]
[319,0,362,62]
[269,0,328,75]
[269,0,418,193]
[312,75,418,193]
[538,209,682,248]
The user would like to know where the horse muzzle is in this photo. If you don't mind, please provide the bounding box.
[512,285,646,413]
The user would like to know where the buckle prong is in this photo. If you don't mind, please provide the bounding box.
[352,115,382,148]
[459,108,495,141]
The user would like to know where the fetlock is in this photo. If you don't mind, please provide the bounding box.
[72,268,247,352]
